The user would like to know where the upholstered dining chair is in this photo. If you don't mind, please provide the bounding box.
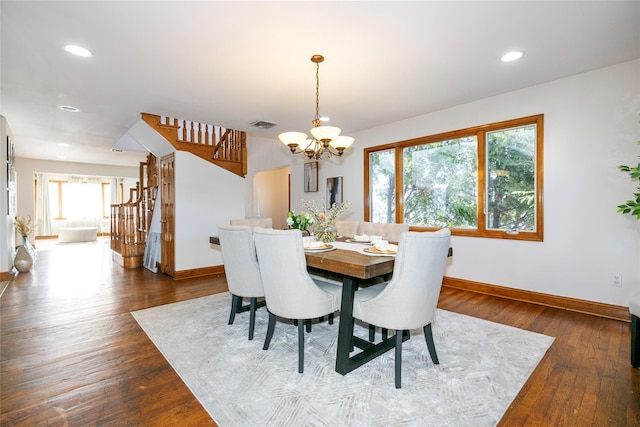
[352,228,451,388]
[230,217,273,230]
[253,228,343,373]
[336,220,360,238]
[217,225,266,340]
[358,221,409,243]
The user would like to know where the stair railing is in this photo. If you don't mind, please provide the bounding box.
[141,112,247,178]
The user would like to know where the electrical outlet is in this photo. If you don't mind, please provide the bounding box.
[611,273,622,287]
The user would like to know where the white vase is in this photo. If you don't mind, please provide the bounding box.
[14,246,33,273]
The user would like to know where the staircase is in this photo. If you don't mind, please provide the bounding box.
[141,113,247,178]
[110,113,247,269]
[110,153,158,269]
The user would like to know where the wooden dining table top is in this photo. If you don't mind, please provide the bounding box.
[304,247,395,280]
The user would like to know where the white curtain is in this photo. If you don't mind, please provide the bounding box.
[110,177,123,205]
[35,173,53,236]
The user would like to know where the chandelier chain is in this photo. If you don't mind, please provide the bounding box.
[314,60,321,126]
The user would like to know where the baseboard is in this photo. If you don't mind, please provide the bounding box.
[443,277,630,323]
[173,265,225,280]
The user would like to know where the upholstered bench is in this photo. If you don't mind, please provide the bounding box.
[631,292,640,368]
[58,227,98,243]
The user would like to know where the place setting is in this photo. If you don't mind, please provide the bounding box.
[303,240,335,252]
[352,235,398,256]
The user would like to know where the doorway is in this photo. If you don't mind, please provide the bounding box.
[253,166,290,230]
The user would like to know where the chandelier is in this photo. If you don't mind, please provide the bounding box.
[278,54,354,160]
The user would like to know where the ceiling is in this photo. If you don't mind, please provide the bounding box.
[2,1,639,168]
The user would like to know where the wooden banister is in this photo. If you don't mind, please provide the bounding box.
[141,112,247,178]
[111,153,159,269]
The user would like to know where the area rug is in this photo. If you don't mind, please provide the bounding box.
[132,292,554,426]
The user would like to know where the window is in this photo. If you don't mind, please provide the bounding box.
[365,114,543,241]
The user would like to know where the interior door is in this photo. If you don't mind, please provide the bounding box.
[160,153,175,277]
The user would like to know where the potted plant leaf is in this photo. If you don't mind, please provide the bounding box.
[618,141,640,219]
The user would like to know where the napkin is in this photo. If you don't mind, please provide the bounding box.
[374,240,398,253]
[354,234,370,242]
[305,241,326,249]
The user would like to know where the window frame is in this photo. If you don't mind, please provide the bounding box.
[364,114,544,241]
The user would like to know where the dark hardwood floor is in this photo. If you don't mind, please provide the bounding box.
[1,238,638,426]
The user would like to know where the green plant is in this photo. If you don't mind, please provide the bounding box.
[617,141,640,219]
[286,210,314,231]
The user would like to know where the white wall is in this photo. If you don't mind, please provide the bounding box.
[246,60,640,307]
[174,150,245,270]
[1,116,15,275]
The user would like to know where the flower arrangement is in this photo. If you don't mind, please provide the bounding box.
[286,210,315,232]
[14,215,34,237]
[302,199,352,243]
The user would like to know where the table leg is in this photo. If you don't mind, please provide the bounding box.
[336,276,357,375]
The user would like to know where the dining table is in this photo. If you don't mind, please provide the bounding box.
[211,234,451,376]
[305,240,403,375]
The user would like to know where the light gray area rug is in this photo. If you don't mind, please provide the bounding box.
[132,292,554,427]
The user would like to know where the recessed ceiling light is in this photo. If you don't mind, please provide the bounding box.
[64,44,93,58]
[56,155,66,159]
[59,105,80,113]
[501,51,524,62]
[57,143,69,147]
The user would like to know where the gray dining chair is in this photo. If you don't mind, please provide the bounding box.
[336,220,360,238]
[352,228,451,388]
[253,228,342,373]
[217,225,266,340]
[230,217,273,230]
[358,221,409,243]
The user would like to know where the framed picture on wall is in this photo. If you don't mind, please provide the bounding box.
[326,176,343,207]
[304,162,318,192]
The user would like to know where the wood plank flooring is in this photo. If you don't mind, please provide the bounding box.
[1,238,638,426]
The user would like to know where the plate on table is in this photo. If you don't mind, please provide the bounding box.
[345,239,373,245]
[304,244,335,252]
[363,247,397,255]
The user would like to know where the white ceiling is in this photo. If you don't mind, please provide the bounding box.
[2,1,639,168]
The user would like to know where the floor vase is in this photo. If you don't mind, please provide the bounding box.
[14,236,35,273]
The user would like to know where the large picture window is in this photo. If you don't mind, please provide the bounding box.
[365,114,544,241]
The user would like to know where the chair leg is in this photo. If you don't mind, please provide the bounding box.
[382,328,388,340]
[248,297,257,340]
[298,320,305,373]
[632,315,640,368]
[263,312,276,350]
[423,323,439,365]
[395,330,404,388]
[369,324,376,342]
[329,312,334,324]
[228,294,242,325]
[306,319,312,333]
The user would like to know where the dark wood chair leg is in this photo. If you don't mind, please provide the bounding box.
[632,314,640,368]
[329,312,334,324]
[369,324,376,342]
[305,319,312,333]
[395,330,404,389]
[228,294,242,325]
[382,328,388,340]
[298,320,305,373]
[248,297,257,340]
[423,323,439,365]
[263,312,276,350]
